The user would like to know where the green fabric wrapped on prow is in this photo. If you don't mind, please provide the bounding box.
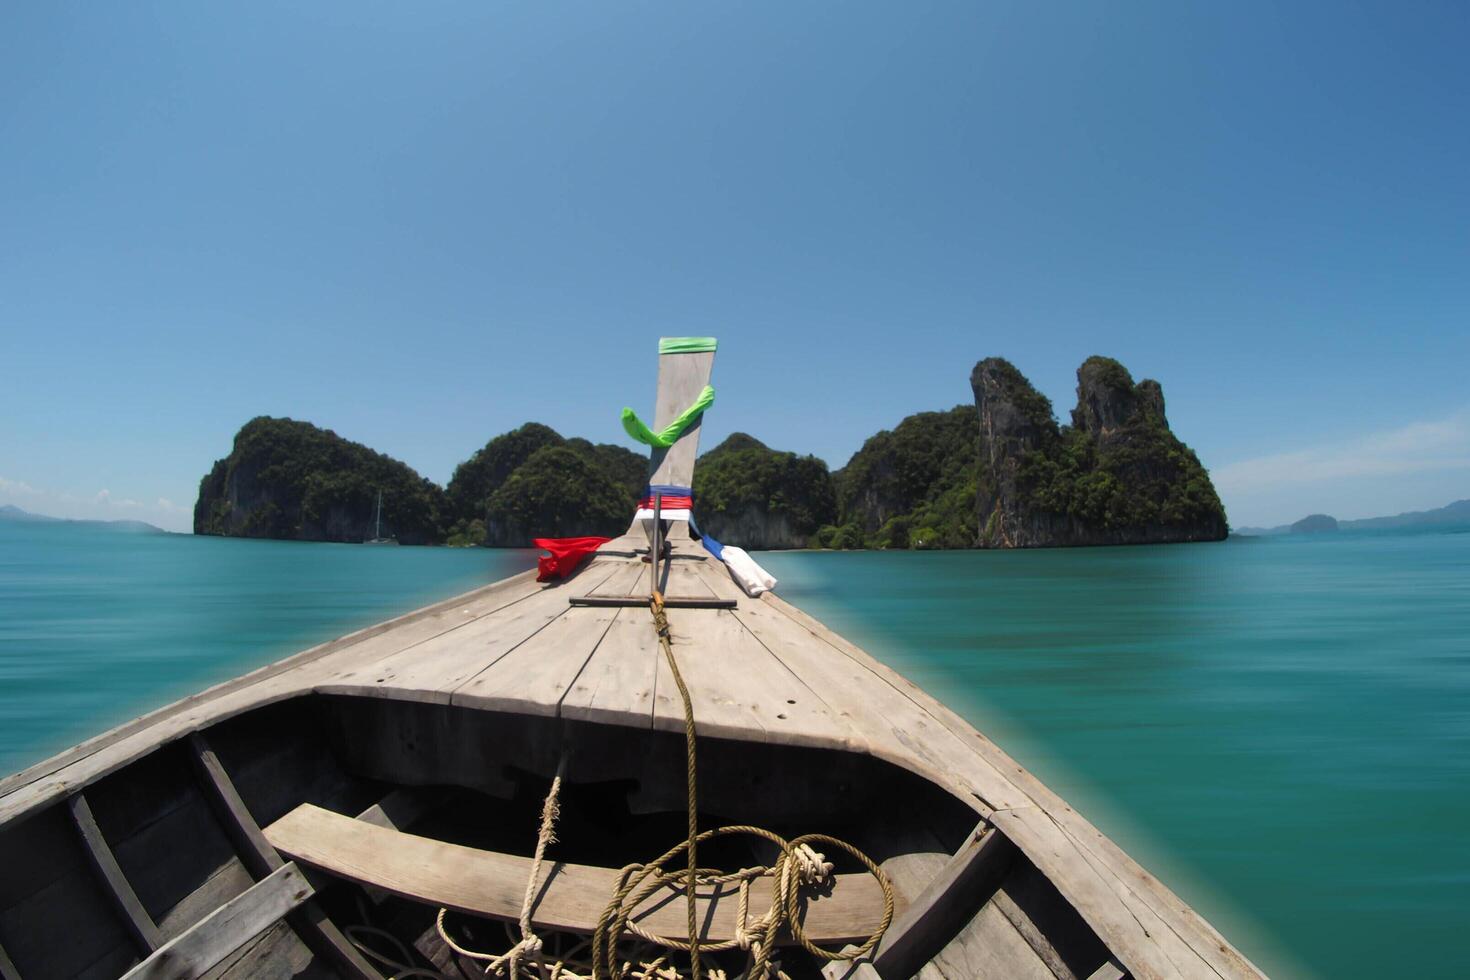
[621,385,716,449]
[658,337,718,355]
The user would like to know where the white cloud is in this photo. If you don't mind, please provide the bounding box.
[2,479,189,531]
[1214,409,1470,494]
[0,476,40,495]
[1214,408,1470,526]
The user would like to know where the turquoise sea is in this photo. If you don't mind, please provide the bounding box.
[2,520,1467,978]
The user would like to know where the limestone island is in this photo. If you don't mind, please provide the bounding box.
[194,357,1227,550]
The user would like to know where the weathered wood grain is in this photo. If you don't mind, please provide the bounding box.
[865,825,1014,980]
[699,562,1023,801]
[197,919,317,980]
[154,861,256,945]
[318,562,621,705]
[354,787,446,832]
[67,792,163,954]
[187,734,377,980]
[120,862,314,980]
[989,806,1188,980]
[919,902,1061,980]
[265,803,895,944]
[652,606,854,748]
[644,348,716,493]
[188,735,282,880]
[992,887,1081,980]
[560,606,661,728]
[1087,959,1127,980]
[452,605,619,716]
[589,560,650,598]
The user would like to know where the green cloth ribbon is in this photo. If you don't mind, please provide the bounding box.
[658,337,718,355]
[621,385,716,449]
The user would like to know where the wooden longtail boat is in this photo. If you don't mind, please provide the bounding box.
[0,341,1266,980]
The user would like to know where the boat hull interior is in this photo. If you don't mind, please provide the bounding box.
[0,693,1118,979]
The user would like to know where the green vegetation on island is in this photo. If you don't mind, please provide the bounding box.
[693,434,837,550]
[194,356,1227,550]
[194,417,448,544]
[196,418,644,547]
[821,406,979,550]
[444,425,644,546]
[972,356,1227,547]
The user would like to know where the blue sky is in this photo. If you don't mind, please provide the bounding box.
[2,2,1467,533]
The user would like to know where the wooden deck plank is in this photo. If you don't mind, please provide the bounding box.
[558,605,660,728]
[451,605,620,716]
[265,803,893,945]
[989,806,1184,980]
[991,888,1083,980]
[196,919,316,980]
[67,792,164,954]
[120,862,314,980]
[920,903,1062,980]
[589,559,652,598]
[702,565,1023,804]
[866,825,1015,980]
[317,562,622,704]
[1086,959,1127,980]
[651,605,853,748]
[662,557,716,599]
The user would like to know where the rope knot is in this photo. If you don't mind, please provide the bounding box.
[791,843,834,887]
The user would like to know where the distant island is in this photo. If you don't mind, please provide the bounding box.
[1234,499,1470,536]
[1291,514,1339,534]
[193,356,1228,550]
[0,504,165,533]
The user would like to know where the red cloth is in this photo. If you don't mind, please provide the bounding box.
[635,495,693,510]
[534,536,611,582]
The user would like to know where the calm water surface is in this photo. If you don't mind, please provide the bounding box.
[2,520,1467,978]
[0,522,535,772]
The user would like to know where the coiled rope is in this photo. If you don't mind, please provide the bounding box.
[588,589,894,980]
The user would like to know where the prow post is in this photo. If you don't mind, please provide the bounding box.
[631,337,717,545]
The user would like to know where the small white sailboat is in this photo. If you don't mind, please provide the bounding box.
[364,490,397,546]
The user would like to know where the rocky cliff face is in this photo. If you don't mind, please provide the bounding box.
[193,417,447,544]
[692,434,837,550]
[973,357,1227,548]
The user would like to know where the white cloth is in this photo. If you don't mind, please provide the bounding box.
[720,546,777,597]
[635,507,692,523]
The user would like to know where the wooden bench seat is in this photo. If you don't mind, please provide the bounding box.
[264,803,897,945]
